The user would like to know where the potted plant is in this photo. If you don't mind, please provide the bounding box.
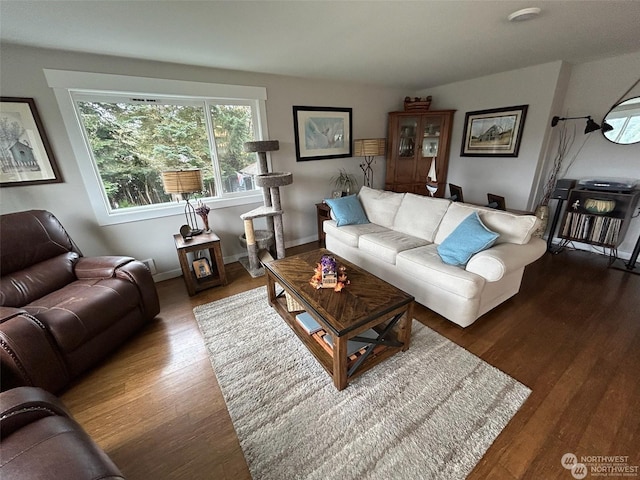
[330,169,358,197]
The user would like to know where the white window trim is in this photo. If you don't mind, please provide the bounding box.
[45,69,269,226]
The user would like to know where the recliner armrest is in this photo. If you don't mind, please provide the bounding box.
[0,386,70,436]
[75,257,160,320]
[0,310,70,393]
[74,256,135,279]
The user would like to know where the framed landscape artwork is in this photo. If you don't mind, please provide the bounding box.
[460,105,528,157]
[293,106,352,161]
[0,97,62,186]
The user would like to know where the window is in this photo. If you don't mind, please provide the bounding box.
[46,70,269,225]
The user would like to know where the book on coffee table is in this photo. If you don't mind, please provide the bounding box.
[322,328,379,357]
[295,311,322,335]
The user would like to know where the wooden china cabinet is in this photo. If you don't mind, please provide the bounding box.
[384,110,455,197]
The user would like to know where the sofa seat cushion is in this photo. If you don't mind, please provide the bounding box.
[23,278,141,353]
[357,186,405,228]
[396,245,486,299]
[323,220,389,248]
[393,193,451,241]
[359,231,430,265]
[434,202,540,245]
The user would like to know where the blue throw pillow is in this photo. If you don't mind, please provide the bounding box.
[437,212,499,266]
[324,195,370,227]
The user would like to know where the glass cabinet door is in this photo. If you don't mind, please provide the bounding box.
[398,117,418,158]
[421,116,442,158]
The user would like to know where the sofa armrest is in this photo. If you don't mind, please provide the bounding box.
[76,257,160,319]
[0,386,71,436]
[465,237,546,282]
[75,256,135,279]
[0,309,70,393]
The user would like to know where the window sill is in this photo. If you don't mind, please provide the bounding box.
[95,191,264,226]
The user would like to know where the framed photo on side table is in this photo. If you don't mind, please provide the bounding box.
[293,106,352,161]
[460,105,528,157]
[193,258,213,279]
[0,97,62,187]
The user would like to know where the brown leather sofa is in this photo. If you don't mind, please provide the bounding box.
[0,210,160,394]
[0,386,125,479]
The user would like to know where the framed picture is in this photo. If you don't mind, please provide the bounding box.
[487,193,507,210]
[0,97,62,186]
[460,105,528,157]
[448,183,464,202]
[193,257,212,279]
[293,106,352,161]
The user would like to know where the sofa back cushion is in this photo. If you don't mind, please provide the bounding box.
[393,193,451,242]
[357,186,404,228]
[0,253,79,307]
[434,203,540,245]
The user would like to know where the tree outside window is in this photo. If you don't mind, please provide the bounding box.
[76,96,259,211]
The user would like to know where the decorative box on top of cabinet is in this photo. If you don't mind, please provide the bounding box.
[385,110,455,197]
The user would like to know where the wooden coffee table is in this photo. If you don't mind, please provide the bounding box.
[264,248,414,390]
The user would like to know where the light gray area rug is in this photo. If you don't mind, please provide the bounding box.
[193,287,530,480]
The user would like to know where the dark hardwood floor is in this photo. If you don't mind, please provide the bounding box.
[61,243,640,479]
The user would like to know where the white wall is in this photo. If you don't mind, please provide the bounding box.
[0,44,405,279]
[554,51,640,255]
[2,43,639,273]
[416,61,567,211]
[417,52,640,259]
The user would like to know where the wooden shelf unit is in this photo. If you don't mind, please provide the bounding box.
[559,188,640,249]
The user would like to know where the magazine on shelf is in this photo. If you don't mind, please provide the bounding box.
[322,328,379,357]
[295,311,322,335]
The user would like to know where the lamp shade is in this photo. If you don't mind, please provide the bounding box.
[161,169,203,194]
[354,138,386,157]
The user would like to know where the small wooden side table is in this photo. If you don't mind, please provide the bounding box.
[315,202,331,245]
[173,231,227,296]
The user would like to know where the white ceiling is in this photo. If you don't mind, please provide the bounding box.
[1,1,639,90]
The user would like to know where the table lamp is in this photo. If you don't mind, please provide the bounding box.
[162,169,204,235]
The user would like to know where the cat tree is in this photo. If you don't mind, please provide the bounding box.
[240,140,293,277]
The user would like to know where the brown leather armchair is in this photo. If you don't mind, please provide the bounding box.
[0,386,125,479]
[0,210,160,393]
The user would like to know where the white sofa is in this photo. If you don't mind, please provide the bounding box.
[324,186,546,328]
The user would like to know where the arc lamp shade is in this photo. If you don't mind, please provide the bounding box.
[354,138,386,157]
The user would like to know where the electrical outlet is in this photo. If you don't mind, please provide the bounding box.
[141,258,157,275]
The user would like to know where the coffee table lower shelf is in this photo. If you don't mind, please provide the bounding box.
[269,291,411,390]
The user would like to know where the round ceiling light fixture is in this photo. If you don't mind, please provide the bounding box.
[508,7,541,22]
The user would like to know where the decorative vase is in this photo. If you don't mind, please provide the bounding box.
[198,213,211,233]
[533,204,550,238]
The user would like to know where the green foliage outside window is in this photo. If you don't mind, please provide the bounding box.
[78,100,257,210]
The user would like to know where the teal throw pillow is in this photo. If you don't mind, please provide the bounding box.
[437,212,499,266]
[324,195,370,227]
